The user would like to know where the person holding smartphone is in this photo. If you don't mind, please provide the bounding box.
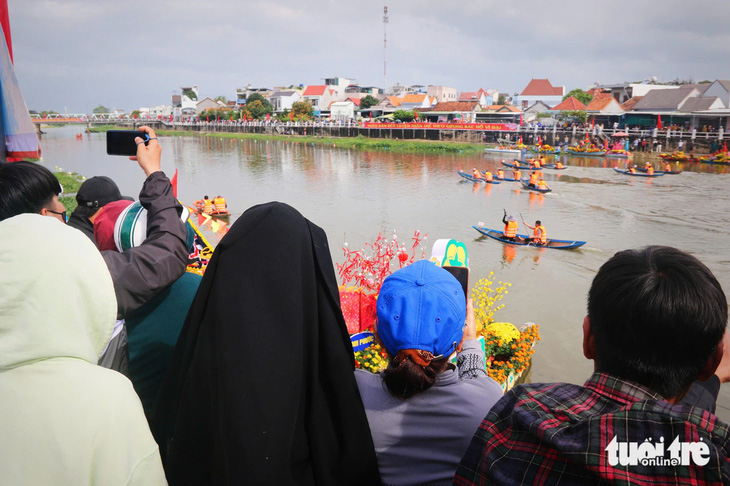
[355,260,503,486]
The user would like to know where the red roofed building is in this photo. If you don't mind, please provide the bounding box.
[518,78,565,109]
[551,96,586,111]
[586,93,623,115]
[302,85,337,114]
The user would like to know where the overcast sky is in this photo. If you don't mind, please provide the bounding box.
[8,0,730,113]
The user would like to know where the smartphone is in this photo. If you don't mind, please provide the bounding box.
[443,266,469,301]
[107,130,149,156]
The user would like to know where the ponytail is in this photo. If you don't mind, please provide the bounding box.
[382,351,450,400]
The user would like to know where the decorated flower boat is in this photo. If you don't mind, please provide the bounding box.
[567,147,607,156]
[659,151,699,163]
[606,149,632,158]
[530,144,561,155]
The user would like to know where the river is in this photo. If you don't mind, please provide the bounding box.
[39,125,730,419]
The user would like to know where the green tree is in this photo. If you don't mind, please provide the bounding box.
[241,93,273,119]
[497,94,506,105]
[560,110,587,124]
[359,95,379,110]
[291,101,313,121]
[214,95,228,103]
[182,88,197,101]
[131,110,141,118]
[563,89,593,105]
[92,105,109,114]
[392,109,415,122]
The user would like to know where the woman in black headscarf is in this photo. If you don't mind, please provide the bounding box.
[153,202,380,486]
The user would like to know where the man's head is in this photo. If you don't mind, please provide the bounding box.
[0,161,64,222]
[74,176,132,219]
[586,246,727,398]
[536,220,541,226]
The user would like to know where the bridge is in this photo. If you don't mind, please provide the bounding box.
[31,113,165,124]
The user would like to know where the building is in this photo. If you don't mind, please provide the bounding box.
[180,86,199,112]
[417,101,481,122]
[269,90,301,112]
[330,100,357,121]
[516,79,564,109]
[426,85,458,103]
[235,85,273,106]
[551,96,587,111]
[195,97,225,114]
[596,80,679,104]
[302,85,339,116]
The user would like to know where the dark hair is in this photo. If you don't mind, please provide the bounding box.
[536,220,541,225]
[588,246,727,398]
[0,162,62,222]
[382,354,450,400]
[70,204,99,219]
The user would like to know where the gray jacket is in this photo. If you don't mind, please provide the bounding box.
[102,171,188,319]
[355,340,504,486]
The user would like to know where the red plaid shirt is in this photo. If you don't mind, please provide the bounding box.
[454,372,730,485]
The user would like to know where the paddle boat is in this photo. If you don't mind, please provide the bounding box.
[542,163,567,170]
[484,146,522,155]
[606,149,633,158]
[502,159,542,170]
[638,167,682,175]
[473,225,586,250]
[613,167,664,177]
[457,171,502,184]
[520,180,552,193]
[193,200,231,220]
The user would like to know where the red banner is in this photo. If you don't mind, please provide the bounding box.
[363,122,517,131]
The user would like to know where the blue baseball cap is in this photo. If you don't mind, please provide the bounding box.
[376,260,466,357]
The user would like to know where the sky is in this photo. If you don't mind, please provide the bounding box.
[8,0,730,114]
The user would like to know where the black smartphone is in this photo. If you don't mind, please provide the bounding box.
[107,130,149,156]
[443,266,469,301]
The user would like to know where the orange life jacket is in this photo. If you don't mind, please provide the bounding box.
[629,167,636,173]
[203,198,214,213]
[514,169,521,179]
[497,169,504,178]
[484,171,493,182]
[213,197,227,212]
[664,164,671,172]
[504,221,518,238]
[556,162,564,169]
[534,225,547,244]
[472,169,481,178]
[647,167,654,175]
[529,172,539,185]
[537,180,548,190]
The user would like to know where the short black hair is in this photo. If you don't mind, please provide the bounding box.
[588,246,727,398]
[0,162,62,222]
[536,220,541,225]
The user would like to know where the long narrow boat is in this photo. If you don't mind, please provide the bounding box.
[520,180,552,193]
[502,160,542,170]
[494,175,519,182]
[567,148,607,156]
[613,167,664,177]
[542,164,568,170]
[457,171,502,184]
[637,167,682,175]
[484,147,522,155]
[473,226,586,249]
[606,150,632,158]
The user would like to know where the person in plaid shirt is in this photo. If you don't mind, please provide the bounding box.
[455,246,730,485]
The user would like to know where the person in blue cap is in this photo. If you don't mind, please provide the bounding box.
[355,259,504,486]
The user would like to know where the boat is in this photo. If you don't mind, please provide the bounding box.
[542,164,567,170]
[193,201,231,220]
[567,148,607,156]
[613,168,664,177]
[529,146,561,155]
[659,152,699,163]
[494,175,519,182]
[606,150,633,158]
[457,171,501,184]
[484,146,522,155]
[502,159,542,170]
[520,180,552,193]
[473,226,586,250]
[637,167,682,175]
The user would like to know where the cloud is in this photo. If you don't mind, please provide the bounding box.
[8,0,730,112]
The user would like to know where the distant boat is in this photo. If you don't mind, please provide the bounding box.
[473,225,586,249]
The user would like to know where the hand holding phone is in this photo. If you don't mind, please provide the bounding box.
[130,126,161,176]
[107,130,149,156]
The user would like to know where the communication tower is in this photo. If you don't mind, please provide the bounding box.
[383,5,388,94]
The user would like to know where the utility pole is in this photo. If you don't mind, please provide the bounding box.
[383,5,388,95]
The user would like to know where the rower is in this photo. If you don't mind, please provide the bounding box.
[496,168,505,180]
[664,163,671,172]
[522,219,547,245]
[629,166,637,174]
[502,210,519,242]
[513,168,522,181]
[528,171,539,188]
[213,195,228,214]
[555,161,564,169]
[200,195,213,213]
[483,170,494,182]
[538,155,546,166]
[537,175,550,191]
[472,168,482,179]
[646,165,655,175]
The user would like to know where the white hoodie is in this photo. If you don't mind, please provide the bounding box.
[0,214,166,485]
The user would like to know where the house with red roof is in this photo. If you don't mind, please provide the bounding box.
[551,96,586,111]
[586,92,623,115]
[302,85,338,115]
[517,78,565,109]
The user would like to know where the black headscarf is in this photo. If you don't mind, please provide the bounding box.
[153,202,380,486]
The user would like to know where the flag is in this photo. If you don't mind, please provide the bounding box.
[216,113,219,122]
[169,113,173,122]
[414,110,418,121]
[230,112,233,121]
[170,169,178,198]
[290,111,293,122]
[657,114,662,130]
[591,118,595,129]
[243,113,247,122]
[266,113,270,122]
[0,0,13,63]
[519,113,524,126]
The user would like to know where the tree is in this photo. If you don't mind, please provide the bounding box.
[563,89,593,105]
[560,110,587,124]
[359,95,379,110]
[241,93,273,119]
[291,101,313,121]
[214,95,228,103]
[131,110,141,118]
[92,105,109,114]
[392,109,415,122]
[497,94,506,105]
[182,88,198,101]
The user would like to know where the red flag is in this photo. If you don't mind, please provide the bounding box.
[604,139,608,150]
[170,169,178,198]
[414,111,418,121]
[216,113,219,122]
[591,118,595,128]
[230,112,233,121]
[1,0,13,63]
[519,113,524,126]
[657,114,662,130]
[519,136,523,144]
[290,111,293,121]
[266,113,270,122]
[169,113,173,122]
